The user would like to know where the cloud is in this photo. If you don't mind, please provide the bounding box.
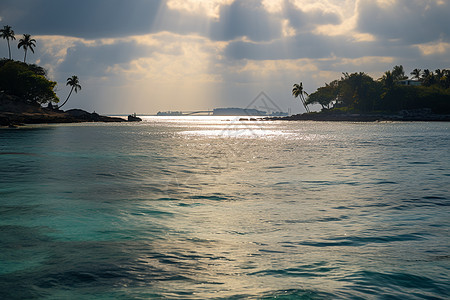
[57,40,158,77]
[1,0,288,43]
[0,0,164,39]
[224,30,423,61]
[357,0,450,45]
[166,0,234,18]
[224,33,331,60]
[208,0,283,41]
[1,0,449,114]
[283,0,341,32]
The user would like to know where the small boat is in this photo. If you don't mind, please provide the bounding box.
[128,113,142,122]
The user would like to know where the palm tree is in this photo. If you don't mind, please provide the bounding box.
[59,76,81,109]
[17,34,36,63]
[410,68,421,80]
[435,69,444,81]
[392,65,408,81]
[0,25,15,60]
[292,82,310,113]
[380,71,394,89]
[421,69,435,86]
[442,69,450,89]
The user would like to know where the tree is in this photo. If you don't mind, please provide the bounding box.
[292,82,310,113]
[17,34,36,63]
[441,69,450,89]
[0,59,58,104]
[302,66,450,114]
[421,69,435,86]
[435,69,444,81]
[380,71,394,89]
[306,80,339,110]
[410,68,421,80]
[59,75,81,109]
[0,25,15,60]
[392,65,408,81]
[339,72,379,112]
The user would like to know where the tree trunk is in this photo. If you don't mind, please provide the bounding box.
[301,94,310,113]
[23,49,27,63]
[59,87,74,109]
[7,39,11,60]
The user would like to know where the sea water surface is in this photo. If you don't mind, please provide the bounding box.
[0,117,449,299]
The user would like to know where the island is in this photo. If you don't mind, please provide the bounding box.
[283,66,450,122]
[0,59,139,127]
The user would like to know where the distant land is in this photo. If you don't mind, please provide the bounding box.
[271,109,450,122]
[156,107,288,117]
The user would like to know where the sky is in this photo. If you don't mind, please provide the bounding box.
[1,0,449,114]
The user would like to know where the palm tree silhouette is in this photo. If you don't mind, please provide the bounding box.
[0,25,15,60]
[410,68,421,80]
[381,71,394,89]
[421,69,435,86]
[435,69,444,81]
[292,82,310,113]
[59,76,82,109]
[17,34,36,63]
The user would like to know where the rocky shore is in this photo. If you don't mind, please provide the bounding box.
[0,93,132,127]
[270,110,450,122]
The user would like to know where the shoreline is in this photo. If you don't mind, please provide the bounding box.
[0,109,129,128]
[269,112,450,122]
[0,93,139,127]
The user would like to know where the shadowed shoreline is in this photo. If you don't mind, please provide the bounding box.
[269,111,450,122]
[0,93,129,127]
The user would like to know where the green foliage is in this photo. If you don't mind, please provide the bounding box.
[0,59,59,104]
[337,72,381,112]
[392,65,408,81]
[305,65,450,114]
[306,80,339,109]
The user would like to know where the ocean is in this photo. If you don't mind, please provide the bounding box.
[1,117,449,299]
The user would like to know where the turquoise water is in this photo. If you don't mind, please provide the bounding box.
[1,117,449,299]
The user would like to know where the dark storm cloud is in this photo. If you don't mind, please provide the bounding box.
[357,0,450,44]
[0,0,284,42]
[0,0,163,39]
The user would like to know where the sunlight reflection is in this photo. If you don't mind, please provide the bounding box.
[180,129,292,138]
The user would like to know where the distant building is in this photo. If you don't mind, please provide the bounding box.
[397,79,422,86]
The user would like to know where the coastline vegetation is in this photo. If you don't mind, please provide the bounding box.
[0,25,81,108]
[0,25,15,60]
[59,75,82,109]
[17,33,36,63]
[298,66,450,114]
[0,25,136,127]
[0,59,59,105]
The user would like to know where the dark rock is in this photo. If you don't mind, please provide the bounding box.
[128,114,142,122]
[271,112,450,122]
[1,93,129,126]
